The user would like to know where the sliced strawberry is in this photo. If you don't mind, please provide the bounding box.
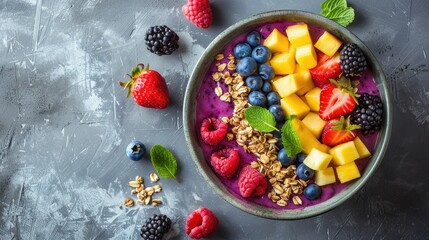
[322,116,360,147]
[310,52,341,88]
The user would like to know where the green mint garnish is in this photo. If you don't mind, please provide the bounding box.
[320,0,355,27]
[150,144,178,179]
[281,116,303,157]
[244,106,279,133]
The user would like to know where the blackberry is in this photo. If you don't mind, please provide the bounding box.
[140,214,172,240]
[340,43,367,75]
[145,25,179,56]
[350,93,383,135]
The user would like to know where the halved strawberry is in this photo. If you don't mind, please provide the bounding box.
[310,52,341,88]
[319,76,359,120]
[322,116,360,147]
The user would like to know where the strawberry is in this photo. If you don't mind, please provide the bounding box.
[322,116,360,147]
[119,64,170,109]
[310,52,341,88]
[182,0,212,29]
[319,76,359,120]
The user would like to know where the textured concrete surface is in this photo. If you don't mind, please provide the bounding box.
[0,0,428,239]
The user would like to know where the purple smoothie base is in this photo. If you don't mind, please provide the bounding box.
[195,21,380,210]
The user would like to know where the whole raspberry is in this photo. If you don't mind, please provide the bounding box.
[238,165,268,198]
[185,207,219,239]
[210,148,240,179]
[182,0,213,29]
[200,118,228,145]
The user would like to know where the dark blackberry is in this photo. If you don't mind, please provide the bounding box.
[140,214,172,240]
[144,25,179,56]
[340,43,367,75]
[350,93,383,135]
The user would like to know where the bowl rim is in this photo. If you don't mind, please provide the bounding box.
[183,10,392,219]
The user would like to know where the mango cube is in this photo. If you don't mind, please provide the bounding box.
[303,148,333,170]
[264,28,290,53]
[305,87,322,112]
[285,23,312,47]
[270,52,296,75]
[354,137,371,159]
[336,161,361,184]
[272,74,305,98]
[302,112,327,139]
[290,118,331,154]
[315,167,336,186]
[295,44,317,69]
[295,64,315,96]
[280,94,310,119]
[314,31,342,57]
[329,141,360,165]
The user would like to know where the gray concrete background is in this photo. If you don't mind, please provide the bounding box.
[0,0,428,239]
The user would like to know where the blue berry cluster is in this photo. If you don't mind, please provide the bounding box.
[234,31,285,124]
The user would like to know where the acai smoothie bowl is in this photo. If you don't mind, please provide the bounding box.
[183,11,392,219]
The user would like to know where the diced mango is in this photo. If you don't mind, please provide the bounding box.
[285,23,312,47]
[295,64,315,96]
[315,167,336,186]
[272,74,305,98]
[305,87,322,112]
[270,52,296,75]
[302,112,327,139]
[303,148,333,170]
[295,44,317,69]
[354,137,371,159]
[264,28,290,53]
[290,118,331,154]
[329,141,360,165]
[336,161,361,184]
[280,94,310,119]
[314,31,342,57]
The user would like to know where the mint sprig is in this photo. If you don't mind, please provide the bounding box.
[244,106,279,133]
[150,144,178,179]
[321,0,355,27]
[281,116,302,157]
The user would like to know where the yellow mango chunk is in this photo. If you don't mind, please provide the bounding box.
[285,23,312,47]
[314,31,343,57]
[354,137,371,159]
[264,28,290,53]
[305,87,322,112]
[329,141,360,165]
[280,94,310,119]
[270,52,296,75]
[336,161,361,184]
[302,112,327,139]
[295,64,315,96]
[315,167,336,186]
[303,148,333,170]
[295,44,317,69]
[272,74,305,98]
[290,118,331,154]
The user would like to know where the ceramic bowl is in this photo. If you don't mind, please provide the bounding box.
[183,10,392,219]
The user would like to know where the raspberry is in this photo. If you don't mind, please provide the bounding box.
[185,207,219,239]
[182,0,212,29]
[238,165,268,198]
[200,118,227,145]
[210,148,240,179]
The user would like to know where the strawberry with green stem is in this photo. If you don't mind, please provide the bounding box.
[322,116,360,147]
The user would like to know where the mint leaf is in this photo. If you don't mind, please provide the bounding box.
[150,144,178,179]
[321,0,355,27]
[281,117,302,157]
[244,106,279,133]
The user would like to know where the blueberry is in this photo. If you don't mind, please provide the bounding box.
[269,105,285,123]
[261,81,272,94]
[248,91,266,107]
[297,153,307,163]
[251,45,272,63]
[126,140,146,161]
[245,75,263,91]
[266,92,280,106]
[296,163,314,181]
[303,184,322,200]
[246,31,262,47]
[258,64,274,81]
[233,42,252,59]
[277,148,296,167]
[236,57,257,77]
[273,127,283,148]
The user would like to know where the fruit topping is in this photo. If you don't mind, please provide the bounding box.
[321,116,360,147]
[251,45,272,63]
[126,140,146,161]
[340,43,367,75]
[266,92,281,106]
[140,214,172,240]
[297,153,307,163]
[144,25,179,56]
[303,183,322,200]
[261,81,272,94]
[246,31,262,47]
[296,163,315,180]
[245,75,263,91]
[247,91,267,107]
[258,63,275,81]
[182,0,212,29]
[233,42,252,59]
[200,118,228,145]
[236,57,258,77]
[210,148,240,179]
[238,165,268,198]
[119,64,170,109]
[185,207,219,239]
[277,148,296,167]
[350,93,383,135]
[310,51,341,88]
